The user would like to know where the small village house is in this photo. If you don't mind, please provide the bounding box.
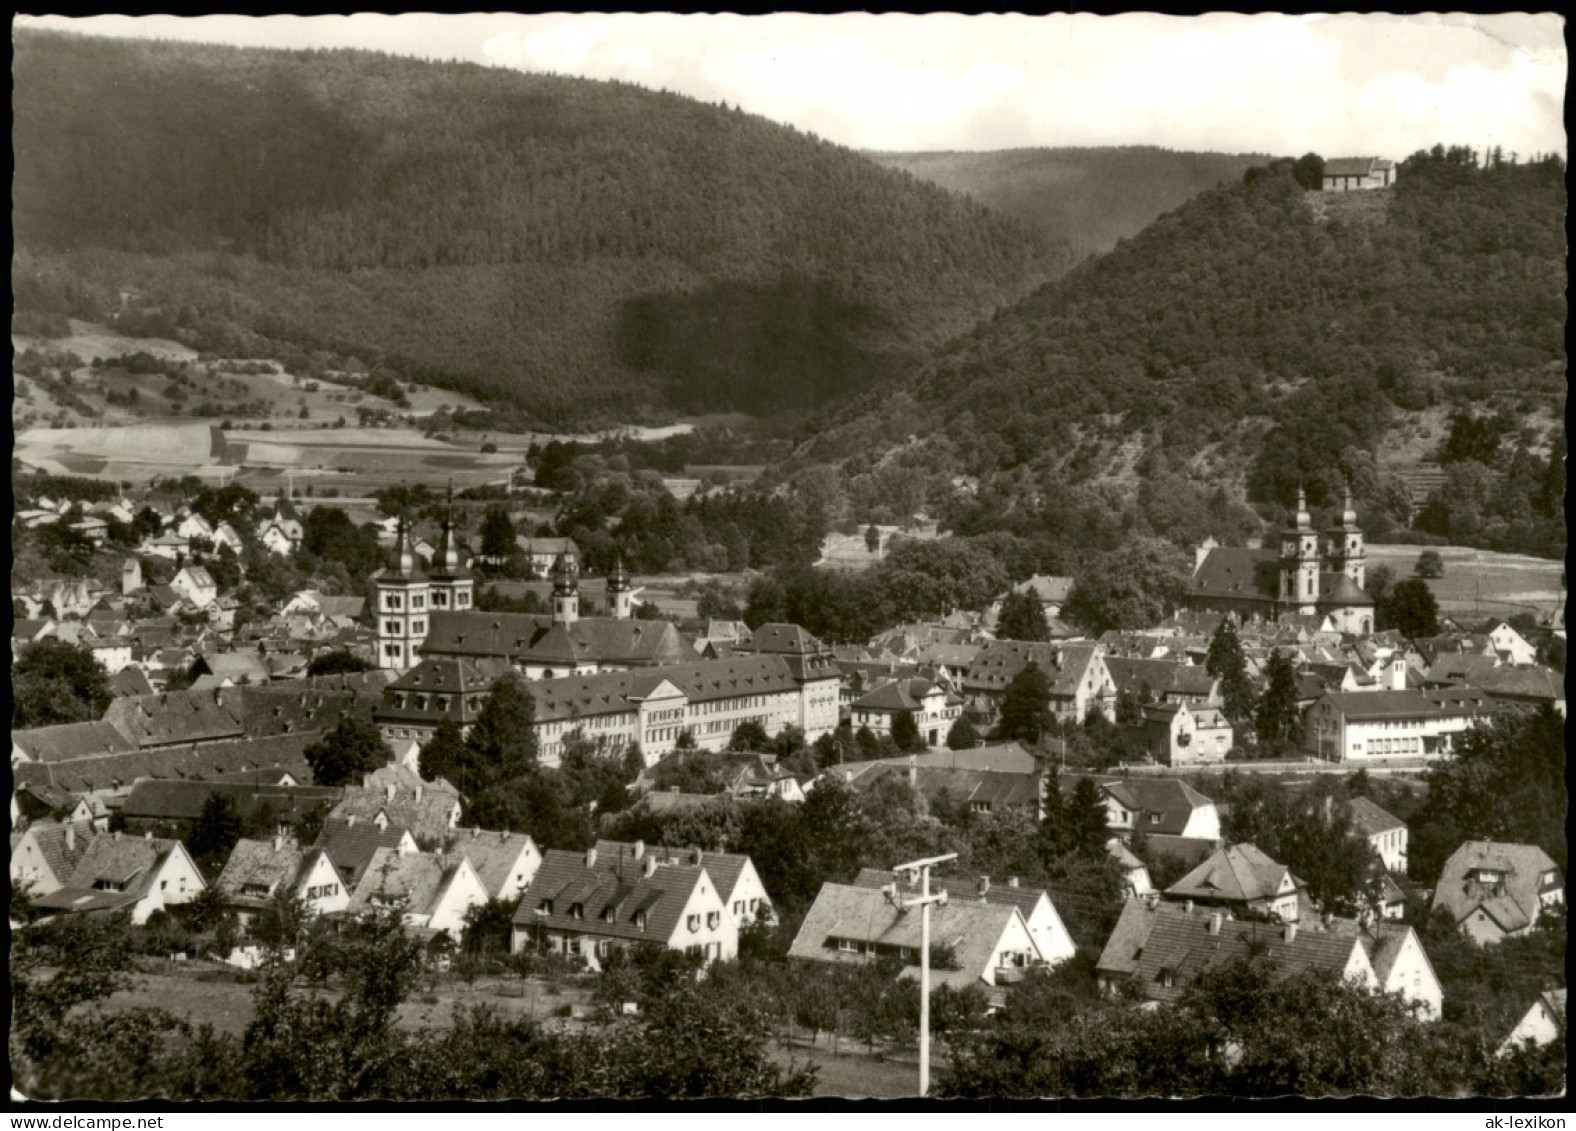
[1164,843,1304,923]
[1431,841,1564,945]
[854,868,1077,968]
[213,836,350,926]
[32,830,205,925]
[344,842,489,939]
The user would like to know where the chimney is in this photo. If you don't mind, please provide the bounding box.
[669,786,679,794]
[633,839,645,860]
[65,823,76,851]
[145,830,153,840]
[1007,876,1019,888]
[1323,794,1334,825]
[977,876,990,897]
[691,846,703,866]
[114,830,122,842]
[1283,922,1297,944]
[415,782,423,802]
[471,827,480,839]
[346,815,356,828]
[273,834,284,852]
[643,854,658,878]
[1183,900,1193,915]
[385,783,397,802]
[1208,913,1223,935]
[1390,658,1407,691]
[585,847,598,869]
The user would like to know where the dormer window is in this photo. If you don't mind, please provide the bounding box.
[93,878,127,892]
[634,911,647,931]
[241,882,273,897]
[540,898,554,915]
[570,902,584,920]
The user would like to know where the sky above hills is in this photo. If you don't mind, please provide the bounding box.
[15,12,1567,159]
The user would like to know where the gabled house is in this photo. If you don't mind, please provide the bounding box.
[1346,796,1408,874]
[174,511,215,542]
[854,867,1076,968]
[9,819,91,897]
[329,763,463,845]
[1096,899,1377,1003]
[443,828,542,901]
[313,817,420,888]
[1108,839,1155,898]
[140,531,191,561]
[32,831,205,924]
[1164,843,1304,923]
[1321,156,1396,192]
[1485,621,1539,667]
[595,839,774,929]
[1472,665,1566,717]
[1499,989,1567,1057]
[213,836,349,924]
[512,846,737,970]
[1141,701,1234,766]
[850,677,964,747]
[170,565,219,611]
[1104,657,1220,708]
[964,641,1116,725]
[345,844,489,938]
[1098,777,1222,841]
[789,882,1046,1003]
[1323,917,1442,1021]
[210,521,246,555]
[1431,841,1564,945]
[373,656,515,744]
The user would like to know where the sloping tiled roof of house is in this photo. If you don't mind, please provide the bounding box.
[329,765,462,844]
[1317,688,1494,721]
[121,779,341,825]
[853,867,1048,927]
[213,837,319,908]
[1189,547,1279,602]
[197,652,274,684]
[420,611,692,668]
[593,840,752,905]
[109,668,157,698]
[527,655,803,724]
[789,882,1021,987]
[1098,777,1216,836]
[1345,796,1406,838]
[445,829,539,896]
[1324,157,1384,176]
[853,677,943,712]
[13,722,138,763]
[313,818,416,883]
[1431,840,1560,933]
[102,687,249,748]
[1473,665,1564,702]
[1103,657,1216,699]
[1166,843,1297,905]
[347,847,470,917]
[1096,899,1362,1003]
[14,820,92,889]
[56,831,182,891]
[514,847,710,944]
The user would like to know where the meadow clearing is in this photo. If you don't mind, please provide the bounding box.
[1366,543,1564,623]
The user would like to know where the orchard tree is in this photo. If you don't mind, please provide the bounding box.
[1413,550,1445,579]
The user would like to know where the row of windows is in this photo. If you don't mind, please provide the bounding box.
[382,619,426,636]
[305,883,340,900]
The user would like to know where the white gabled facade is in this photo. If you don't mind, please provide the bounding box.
[662,867,740,967]
[425,856,490,937]
[720,858,774,929]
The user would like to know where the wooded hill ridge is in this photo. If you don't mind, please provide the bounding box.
[864,146,1270,255]
[12,30,1069,427]
[788,149,1566,556]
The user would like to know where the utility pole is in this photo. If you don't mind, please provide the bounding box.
[886,852,958,1097]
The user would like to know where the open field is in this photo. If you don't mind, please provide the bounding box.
[14,317,198,364]
[1366,543,1564,623]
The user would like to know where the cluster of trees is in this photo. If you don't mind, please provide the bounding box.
[9,907,813,1101]
[14,30,1057,427]
[1413,412,1566,559]
[940,946,1563,1098]
[11,637,113,729]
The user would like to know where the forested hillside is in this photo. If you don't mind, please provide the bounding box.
[12,31,1068,426]
[865,146,1268,255]
[792,149,1566,559]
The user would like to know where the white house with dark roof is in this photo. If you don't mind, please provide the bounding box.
[850,677,963,747]
[731,623,843,739]
[512,845,736,970]
[1097,900,1378,1004]
[1345,796,1408,873]
[32,830,205,925]
[964,640,1116,725]
[1499,989,1567,1057]
[1303,688,1496,761]
[313,817,419,887]
[330,764,463,845]
[10,819,91,897]
[443,828,542,901]
[1164,843,1304,923]
[789,882,1045,1005]
[1431,841,1564,946]
[595,839,773,929]
[214,836,349,924]
[1323,917,1442,1021]
[1098,777,1221,841]
[345,843,489,938]
[854,868,1076,968]
[1141,701,1234,765]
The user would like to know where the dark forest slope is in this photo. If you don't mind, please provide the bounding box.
[12,31,1069,426]
[793,152,1566,556]
[864,146,1268,255]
